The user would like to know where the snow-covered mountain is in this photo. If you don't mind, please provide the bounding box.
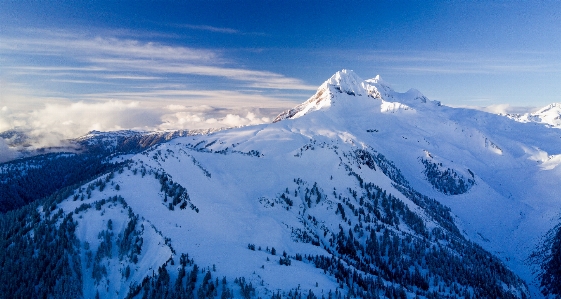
[273,70,434,123]
[0,129,223,212]
[2,70,561,298]
[506,103,561,128]
[0,128,225,162]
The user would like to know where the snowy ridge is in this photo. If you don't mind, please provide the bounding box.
[73,128,220,152]
[0,128,224,163]
[506,103,561,128]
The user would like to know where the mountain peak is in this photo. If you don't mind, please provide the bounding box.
[274,70,437,123]
[273,70,382,123]
[326,69,364,96]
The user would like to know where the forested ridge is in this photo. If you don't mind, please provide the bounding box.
[0,129,199,213]
[0,153,120,212]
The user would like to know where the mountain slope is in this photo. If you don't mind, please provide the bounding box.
[3,70,561,298]
[273,70,561,297]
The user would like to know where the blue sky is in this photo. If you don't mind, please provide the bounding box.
[1,1,561,142]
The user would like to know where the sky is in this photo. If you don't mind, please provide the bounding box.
[1,1,561,149]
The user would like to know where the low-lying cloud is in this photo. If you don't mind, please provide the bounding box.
[462,104,538,115]
[0,100,287,154]
[480,104,539,115]
[1,101,160,148]
[160,111,269,130]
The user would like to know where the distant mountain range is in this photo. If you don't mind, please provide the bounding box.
[1,70,561,298]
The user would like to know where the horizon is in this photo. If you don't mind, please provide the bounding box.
[2,1,561,149]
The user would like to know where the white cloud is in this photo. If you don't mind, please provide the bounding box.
[179,24,266,36]
[158,106,272,131]
[2,34,218,63]
[165,104,215,112]
[0,107,13,132]
[463,104,538,115]
[83,58,317,90]
[103,75,162,80]
[0,101,162,148]
[0,100,286,149]
[181,24,240,34]
[159,104,282,129]
[1,29,316,91]
[479,104,518,115]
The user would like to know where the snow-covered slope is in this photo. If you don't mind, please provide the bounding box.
[5,70,561,298]
[506,103,561,128]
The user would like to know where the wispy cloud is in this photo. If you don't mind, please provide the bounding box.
[49,79,114,84]
[1,34,220,62]
[103,75,162,80]
[182,24,240,34]
[179,24,266,36]
[7,66,108,72]
[78,89,301,108]
[1,29,314,93]
[84,58,317,90]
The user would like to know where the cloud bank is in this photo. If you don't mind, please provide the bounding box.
[455,104,538,115]
[0,100,287,152]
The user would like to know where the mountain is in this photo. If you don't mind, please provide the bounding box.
[274,70,435,123]
[2,70,561,298]
[0,129,219,213]
[0,128,224,162]
[506,103,561,128]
